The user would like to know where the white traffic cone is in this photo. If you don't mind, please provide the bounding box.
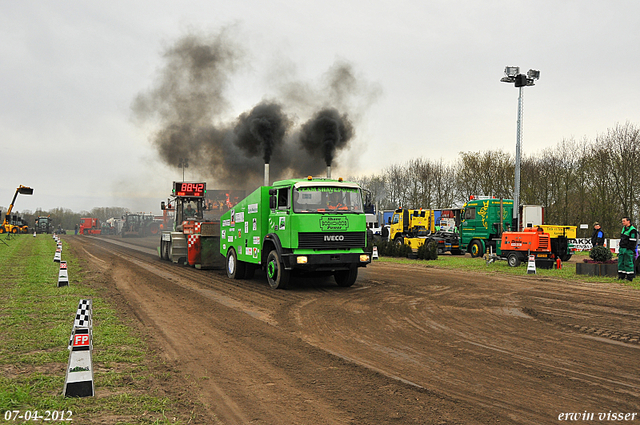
[527,255,536,274]
[58,261,69,287]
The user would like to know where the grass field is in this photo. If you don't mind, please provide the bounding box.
[377,250,640,290]
[0,235,196,424]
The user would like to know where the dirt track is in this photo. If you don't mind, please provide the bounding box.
[67,235,640,424]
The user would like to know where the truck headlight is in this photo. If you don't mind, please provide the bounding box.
[360,254,370,262]
[297,256,308,264]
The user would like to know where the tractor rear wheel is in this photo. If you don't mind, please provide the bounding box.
[0,226,4,234]
[148,223,159,235]
[11,227,18,234]
[160,239,170,260]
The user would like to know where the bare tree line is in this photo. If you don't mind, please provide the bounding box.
[354,122,640,239]
[3,207,130,232]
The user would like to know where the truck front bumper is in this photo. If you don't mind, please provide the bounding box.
[281,252,371,272]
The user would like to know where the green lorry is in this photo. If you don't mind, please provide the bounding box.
[460,198,513,257]
[220,177,372,289]
[459,198,575,262]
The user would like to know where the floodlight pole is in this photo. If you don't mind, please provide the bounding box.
[514,85,523,232]
[501,67,539,232]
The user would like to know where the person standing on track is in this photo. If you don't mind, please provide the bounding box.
[591,222,605,247]
[617,216,637,281]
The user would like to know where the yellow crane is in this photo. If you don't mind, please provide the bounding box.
[0,185,34,234]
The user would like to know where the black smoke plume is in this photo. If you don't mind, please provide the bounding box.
[234,101,291,164]
[299,108,354,166]
[132,29,378,189]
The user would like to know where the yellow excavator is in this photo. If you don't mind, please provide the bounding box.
[0,185,34,234]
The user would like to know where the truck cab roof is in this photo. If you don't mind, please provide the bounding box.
[272,178,360,190]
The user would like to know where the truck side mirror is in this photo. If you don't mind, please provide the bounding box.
[160,201,165,211]
[270,195,277,210]
[387,217,391,224]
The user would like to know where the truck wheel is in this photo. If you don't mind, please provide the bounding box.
[394,236,404,246]
[469,240,483,258]
[507,252,521,267]
[334,266,358,287]
[560,254,572,262]
[266,250,289,289]
[226,248,246,279]
[11,227,18,234]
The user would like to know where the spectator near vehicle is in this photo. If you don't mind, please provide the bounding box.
[591,222,605,247]
[618,217,637,281]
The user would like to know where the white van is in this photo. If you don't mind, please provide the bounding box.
[366,213,381,235]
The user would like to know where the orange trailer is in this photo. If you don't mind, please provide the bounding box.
[499,227,554,267]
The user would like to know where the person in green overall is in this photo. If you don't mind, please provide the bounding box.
[618,216,637,281]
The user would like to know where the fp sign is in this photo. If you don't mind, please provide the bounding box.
[73,334,90,347]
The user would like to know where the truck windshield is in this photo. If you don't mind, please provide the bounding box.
[293,187,363,213]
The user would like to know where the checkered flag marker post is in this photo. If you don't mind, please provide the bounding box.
[64,299,94,397]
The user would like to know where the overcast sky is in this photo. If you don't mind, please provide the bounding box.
[2,1,639,214]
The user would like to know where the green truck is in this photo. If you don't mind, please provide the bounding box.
[220,177,372,289]
[459,198,574,262]
[460,198,513,257]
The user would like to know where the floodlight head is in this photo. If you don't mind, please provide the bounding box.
[505,66,520,77]
[527,69,540,80]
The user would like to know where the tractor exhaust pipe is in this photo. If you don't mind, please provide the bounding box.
[327,165,331,179]
[264,163,270,187]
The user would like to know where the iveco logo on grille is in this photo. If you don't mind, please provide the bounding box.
[324,235,345,242]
